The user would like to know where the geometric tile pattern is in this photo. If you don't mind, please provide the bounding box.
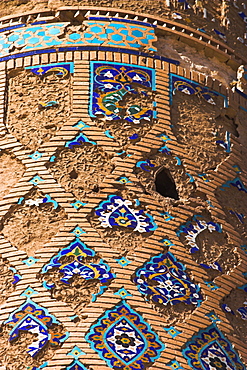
[0,21,156,57]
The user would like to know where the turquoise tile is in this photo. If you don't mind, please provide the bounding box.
[147,34,156,40]
[16,40,25,45]
[109,23,127,30]
[87,37,104,44]
[28,37,40,45]
[84,33,94,39]
[37,31,46,36]
[69,33,81,41]
[8,34,19,42]
[141,38,148,44]
[111,34,123,41]
[45,40,62,46]
[132,30,143,37]
[90,26,104,34]
[67,40,85,45]
[48,27,61,35]
[23,33,31,39]
[120,30,129,35]
[29,26,43,33]
[128,42,141,48]
[126,36,134,41]
[106,28,114,34]
[107,41,126,46]
[43,36,52,41]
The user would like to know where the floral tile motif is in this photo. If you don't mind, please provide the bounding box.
[170,74,227,106]
[86,301,165,370]
[133,252,202,306]
[65,132,97,148]
[66,360,88,370]
[220,177,247,192]
[182,324,245,370]
[176,216,222,253]
[216,131,231,153]
[42,238,115,286]
[4,298,67,357]
[89,62,155,123]
[25,62,74,77]
[95,195,157,233]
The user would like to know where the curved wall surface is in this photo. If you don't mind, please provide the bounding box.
[0,4,246,370]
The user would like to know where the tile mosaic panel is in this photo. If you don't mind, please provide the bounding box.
[170,74,227,106]
[176,216,222,253]
[134,252,202,306]
[4,298,67,357]
[42,238,114,290]
[86,301,165,370]
[0,20,157,57]
[25,62,74,77]
[89,61,155,123]
[95,195,157,233]
[183,325,245,370]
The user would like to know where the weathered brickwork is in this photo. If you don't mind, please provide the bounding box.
[0,5,246,370]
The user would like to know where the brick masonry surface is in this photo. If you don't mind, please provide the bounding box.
[0,7,246,370]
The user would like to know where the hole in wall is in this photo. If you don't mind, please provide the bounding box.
[154,168,179,200]
[69,169,78,179]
